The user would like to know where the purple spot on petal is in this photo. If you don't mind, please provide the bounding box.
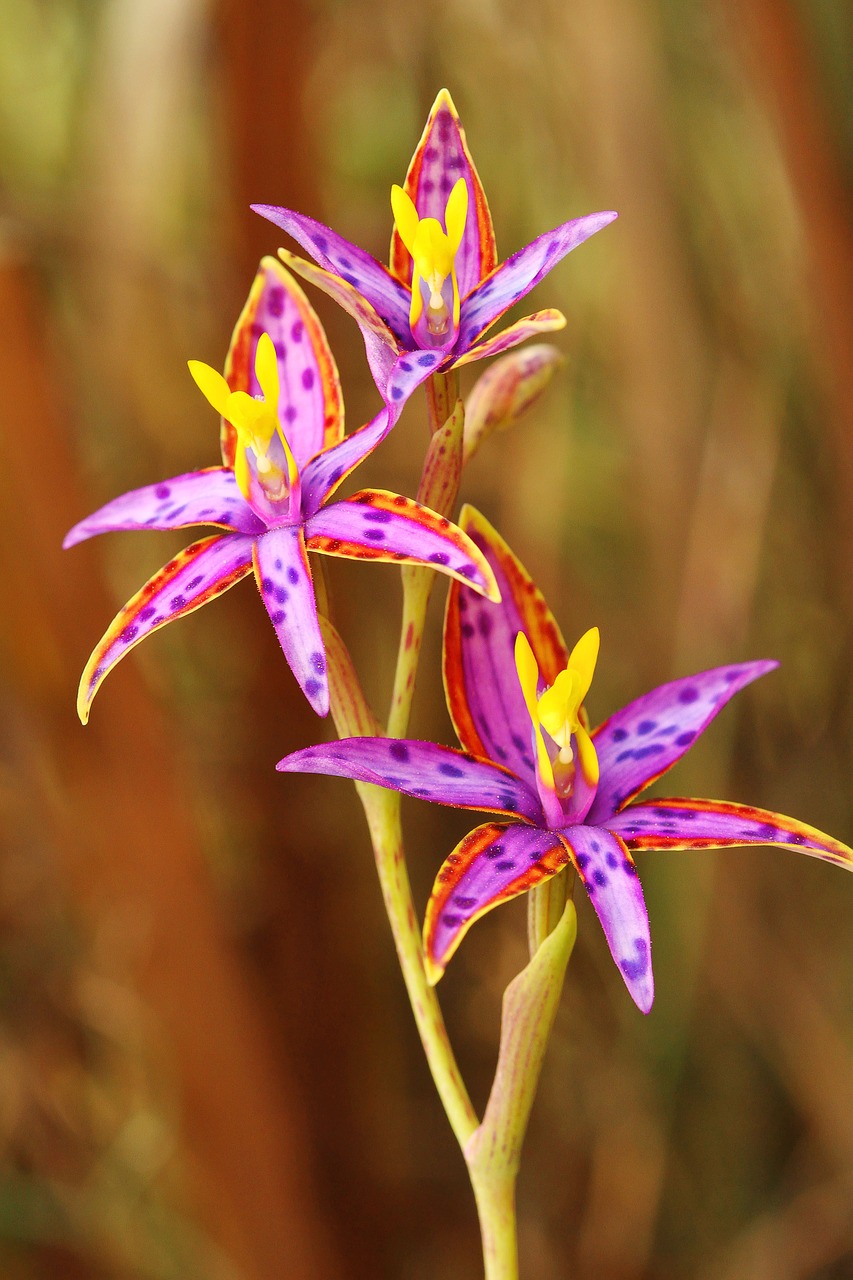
[454,896,475,909]
[187,575,204,591]
[267,287,285,317]
[461,623,475,638]
[363,509,392,523]
[120,624,138,643]
[676,730,696,747]
[634,744,665,760]
[262,577,275,594]
[390,385,404,401]
[439,763,464,778]
[616,749,634,763]
[311,651,326,675]
[301,368,315,391]
[593,870,607,887]
[291,320,304,342]
[429,553,450,566]
[287,567,300,586]
[304,678,321,697]
[620,938,649,980]
[140,606,156,621]
[495,860,516,872]
[418,353,437,367]
[576,854,590,871]
[284,405,298,424]
[611,727,628,742]
[169,595,185,611]
[679,686,699,704]
[275,587,288,605]
[477,613,492,638]
[271,610,285,625]
[637,719,657,735]
[155,484,171,500]
[389,742,409,762]
[364,529,385,542]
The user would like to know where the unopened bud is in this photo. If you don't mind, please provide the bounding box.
[463,344,565,464]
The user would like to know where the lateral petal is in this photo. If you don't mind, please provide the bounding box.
[561,824,654,1014]
[423,821,571,982]
[390,88,497,298]
[305,490,500,601]
[588,661,778,823]
[253,526,328,715]
[222,257,344,468]
[64,468,264,547]
[276,739,541,821]
[252,206,412,339]
[609,798,853,872]
[452,309,566,369]
[458,212,618,351]
[77,533,254,723]
[443,505,569,786]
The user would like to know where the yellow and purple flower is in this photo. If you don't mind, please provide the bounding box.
[65,261,499,721]
[277,507,853,1012]
[252,89,616,407]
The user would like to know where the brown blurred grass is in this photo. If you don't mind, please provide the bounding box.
[0,0,851,1277]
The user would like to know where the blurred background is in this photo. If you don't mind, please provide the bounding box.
[1,0,852,1276]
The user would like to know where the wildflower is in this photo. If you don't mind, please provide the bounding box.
[277,507,853,1011]
[253,90,616,405]
[65,262,498,721]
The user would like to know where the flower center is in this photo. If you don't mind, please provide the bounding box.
[390,178,468,345]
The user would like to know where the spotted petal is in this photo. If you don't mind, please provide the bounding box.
[458,212,618,351]
[305,491,500,601]
[587,661,778,824]
[77,533,254,723]
[609,798,853,871]
[389,88,497,298]
[64,468,264,548]
[252,208,412,341]
[222,257,344,469]
[299,408,391,517]
[444,506,569,786]
[423,821,571,982]
[453,309,566,369]
[276,739,541,821]
[253,525,327,715]
[562,824,653,1013]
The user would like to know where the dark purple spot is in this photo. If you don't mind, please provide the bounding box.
[611,727,628,742]
[274,341,286,360]
[576,854,590,871]
[274,587,289,605]
[439,763,464,778]
[291,320,304,342]
[593,870,607,887]
[186,575,204,591]
[420,179,434,194]
[274,559,283,571]
[454,896,475,909]
[429,553,450,566]
[659,723,678,735]
[477,613,493,638]
[390,385,404,401]
[494,860,516,872]
[494,745,507,760]
[311,651,326,675]
[590,839,600,852]
[267,287,285,317]
[442,912,462,927]
[616,749,634,763]
[169,595,185,611]
[271,610,285,625]
[620,938,649,980]
[314,236,328,253]
[155,484,171,500]
[301,368,315,391]
[485,844,504,860]
[364,529,385,541]
[120,624,138,643]
[284,405,298,424]
[389,742,409,762]
[418,353,437,367]
[424,145,438,161]
[304,678,321,697]
[458,564,477,580]
[679,686,699,704]
[634,743,665,760]
[499,795,517,812]
[461,623,475,638]
[758,823,778,839]
[724,669,741,683]
[261,577,275,594]
[341,272,358,286]
[139,606,156,621]
[287,567,300,585]
[606,852,619,869]
[363,509,392,523]
[328,467,343,483]
[676,731,696,747]
[399,360,412,372]
[511,735,525,751]
[637,720,657,735]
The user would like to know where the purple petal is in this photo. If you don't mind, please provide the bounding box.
[64,468,264,548]
[253,526,327,715]
[305,490,499,600]
[390,89,497,299]
[276,738,542,821]
[562,824,653,1013]
[78,533,254,723]
[277,249,403,398]
[587,661,778,824]
[458,211,618,351]
[300,409,390,517]
[443,507,569,787]
[222,258,344,469]
[384,347,449,410]
[423,821,572,980]
[252,206,412,340]
[609,798,853,871]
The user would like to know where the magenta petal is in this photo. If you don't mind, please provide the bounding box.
[609,798,853,871]
[64,468,264,548]
[253,526,328,715]
[276,739,542,820]
[562,824,654,1013]
[78,533,254,722]
[384,348,448,409]
[424,822,571,978]
[252,205,411,340]
[300,409,391,516]
[587,661,779,824]
[458,211,618,350]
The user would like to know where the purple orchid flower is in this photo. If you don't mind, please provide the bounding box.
[277,506,853,1012]
[252,89,617,408]
[65,260,499,722]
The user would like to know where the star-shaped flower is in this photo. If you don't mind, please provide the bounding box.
[252,89,616,407]
[277,507,853,1011]
[65,261,499,721]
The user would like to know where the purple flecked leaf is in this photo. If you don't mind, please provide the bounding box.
[562,823,653,1013]
[444,507,569,787]
[587,661,778,824]
[253,525,328,715]
[277,249,403,399]
[300,408,391,517]
[458,212,618,351]
[64,468,264,548]
[77,533,255,723]
[305,489,499,600]
[423,821,571,980]
[453,309,566,369]
[390,89,497,299]
[252,206,412,341]
[608,798,853,871]
[222,257,344,469]
[276,738,542,821]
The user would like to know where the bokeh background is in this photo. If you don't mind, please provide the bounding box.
[1,1,852,1277]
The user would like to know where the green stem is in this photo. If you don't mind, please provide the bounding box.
[468,1170,519,1280]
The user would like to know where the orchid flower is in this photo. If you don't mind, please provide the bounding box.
[252,89,617,407]
[65,260,499,721]
[278,507,853,1012]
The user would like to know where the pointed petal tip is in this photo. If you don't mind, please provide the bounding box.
[423,950,445,986]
